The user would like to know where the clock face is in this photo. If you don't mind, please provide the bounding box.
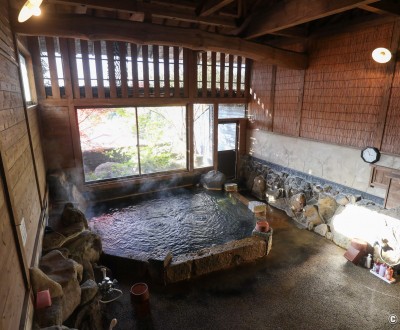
[361,147,380,163]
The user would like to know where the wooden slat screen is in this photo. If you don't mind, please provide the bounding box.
[196,51,246,98]
[33,36,249,100]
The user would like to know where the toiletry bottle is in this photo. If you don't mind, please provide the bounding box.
[385,267,393,281]
[379,263,387,277]
[366,254,372,269]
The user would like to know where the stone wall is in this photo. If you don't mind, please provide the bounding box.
[240,155,400,268]
[247,129,400,200]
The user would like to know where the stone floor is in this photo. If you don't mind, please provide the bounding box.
[100,205,400,330]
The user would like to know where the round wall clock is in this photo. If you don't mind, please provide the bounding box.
[361,146,380,164]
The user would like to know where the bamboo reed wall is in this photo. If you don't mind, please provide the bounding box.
[248,62,275,131]
[0,1,47,328]
[382,59,400,154]
[249,22,400,156]
[273,67,304,136]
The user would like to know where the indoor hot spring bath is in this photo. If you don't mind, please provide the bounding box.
[86,187,273,283]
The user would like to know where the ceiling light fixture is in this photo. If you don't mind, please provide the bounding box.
[372,47,392,64]
[18,0,43,23]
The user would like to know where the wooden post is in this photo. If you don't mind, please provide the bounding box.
[163,45,170,97]
[58,38,73,99]
[131,43,139,97]
[236,56,242,97]
[106,41,117,98]
[94,41,105,98]
[80,40,93,98]
[45,37,60,99]
[142,45,150,97]
[228,54,234,97]
[119,42,129,98]
[153,45,160,97]
[27,37,46,100]
[67,38,80,99]
[202,51,207,98]
[211,52,217,98]
[174,46,180,97]
[220,53,225,97]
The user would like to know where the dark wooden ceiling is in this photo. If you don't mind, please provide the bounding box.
[11,0,400,69]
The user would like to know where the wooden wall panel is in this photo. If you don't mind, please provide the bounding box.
[0,0,45,328]
[248,61,275,131]
[27,108,46,200]
[40,105,76,169]
[0,54,41,262]
[0,177,25,330]
[301,23,393,147]
[273,67,304,136]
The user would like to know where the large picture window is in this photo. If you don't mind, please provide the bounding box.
[193,104,214,168]
[77,106,186,182]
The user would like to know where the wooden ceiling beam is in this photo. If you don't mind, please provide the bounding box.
[243,0,380,39]
[47,0,237,28]
[358,0,400,16]
[270,26,308,38]
[197,0,235,17]
[13,14,308,69]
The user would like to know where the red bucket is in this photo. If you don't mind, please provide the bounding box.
[130,283,150,319]
[256,220,270,232]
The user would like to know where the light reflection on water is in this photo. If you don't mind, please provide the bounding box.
[88,188,258,257]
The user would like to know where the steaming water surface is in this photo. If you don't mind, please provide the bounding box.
[88,188,258,258]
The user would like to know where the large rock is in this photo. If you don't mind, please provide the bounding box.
[30,267,63,299]
[318,195,338,223]
[34,296,64,328]
[40,250,83,322]
[42,222,85,252]
[80,279,99,306]
[314,224,329,237]
[62,230,102,264]
[67,294,103,330]
[303,205,323,229]
[201,170,226,190]
[290,193,306,213]
[251,175,266,200]
[61,203,88,228]
[47,171,87,212]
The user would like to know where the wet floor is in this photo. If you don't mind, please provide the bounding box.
[101,205,400,330]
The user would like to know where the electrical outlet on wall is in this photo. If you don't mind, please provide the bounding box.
[19,217,27,246]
